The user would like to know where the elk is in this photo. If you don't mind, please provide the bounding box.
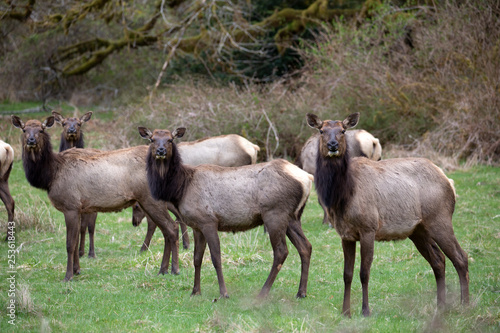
[133,134,261,252]
[296,129,382,225]
[306,112,469,316]
[139,126,312,298]
[1,140,15,237]
[52,111,97,258]
[52,111,93,151]
[12,115,181,282]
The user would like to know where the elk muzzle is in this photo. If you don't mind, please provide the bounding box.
[155,147,167,159]
[327,140,340,157]
[26,136,37,148]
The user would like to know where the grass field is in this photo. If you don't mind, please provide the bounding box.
[0,159,498,332]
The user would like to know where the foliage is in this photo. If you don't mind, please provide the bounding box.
[0,161,498,332]
[0,0,369,80]
[1,0,498,165]
[296,0,500,164]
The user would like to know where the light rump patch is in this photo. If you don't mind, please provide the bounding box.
[282,162,312,216]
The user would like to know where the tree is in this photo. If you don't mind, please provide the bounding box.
[1,0,375,81]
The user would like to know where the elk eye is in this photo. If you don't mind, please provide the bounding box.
[319,130,323,134]
[341,130,346,134]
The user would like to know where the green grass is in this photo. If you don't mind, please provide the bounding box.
[0,162,498,332]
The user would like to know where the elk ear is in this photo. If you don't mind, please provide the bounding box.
[52,111,64,124]
[173,127,186,139]
[343,112,360,129]
[81,111,93,123]
[11,115,25,129]
[306,113,323,130]
[42,116,55,129]
[138,127,153,140]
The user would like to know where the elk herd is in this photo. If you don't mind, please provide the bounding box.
[2,110,469,316]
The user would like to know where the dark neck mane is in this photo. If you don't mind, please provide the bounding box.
[314,149,354,217]
[59,132,84,152]
[23,132,60,191]
[146,143,192,207]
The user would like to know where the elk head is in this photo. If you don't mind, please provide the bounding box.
[306,113,360,158]
[138,127,186,161]
[52,111,93,142]
[12,115,55,159]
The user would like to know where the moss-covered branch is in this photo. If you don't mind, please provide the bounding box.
[0,0,35,21]
[49,0,376,76]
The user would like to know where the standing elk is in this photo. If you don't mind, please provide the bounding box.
[306,112,469,316]
[1,140,15,238]
[133,134,260,251]
[296,129,382,225]
[12,115,181,282]
[52,111,97,258]
[139,126,312,298]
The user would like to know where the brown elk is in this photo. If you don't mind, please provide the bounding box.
[12,115,180,282]
[133,134,261,251]
[306,112,469,316]
[52,111,97,258]
[139,126,312,298]
[1,140,15,238]
[296,129,382,225]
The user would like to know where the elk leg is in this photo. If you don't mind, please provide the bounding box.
[157,215,179,274]
[86,212,97,258]
[359,232,375,317]
[179,220,190,250]
[409,227,446,306]
[0,180,15,223]
[285,219,312,298]
[141,217,157,252]
[158,217,179,275]
[168,206,190,250]
[0,181,15,241]
[201,225,229,298]
[79,215,87,258]
[430,224,470,305]
[63,211,81,281]
[191,228,207,296]
[342,239,356,317]
[258,221,288,298]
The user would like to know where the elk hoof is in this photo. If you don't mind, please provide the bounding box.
[78,251,84,258]
[296,292,307,299]
[171,269,180,275]
[191,290,201,296]
[88,253,96,259]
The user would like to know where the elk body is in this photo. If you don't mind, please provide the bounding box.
[53,111,97,258]
[12,116,180,282]
[306,112,469,317]
[133,134,260,252]
[139,126,312,298]
[0,140,15,235]
[296,129,382,225]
